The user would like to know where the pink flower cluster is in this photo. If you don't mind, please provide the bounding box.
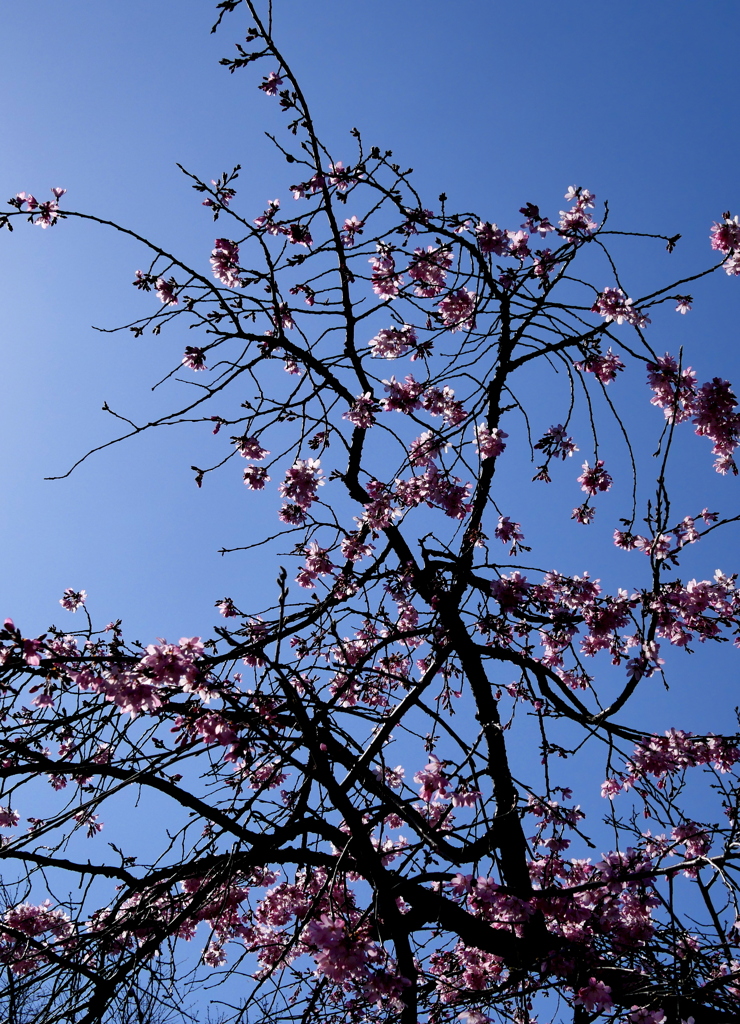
[156,277,178,306]
[558,186,598,236]
[647,354,740,473]
[577,459,612,495]
[11,188,65,227]
[343,393,378,429]
[534,424,578,461]
[494,516,526,555]
[0,901,72,976]
[475,221,509,256]
[369,244,404,300]
[592,287,650,328]
[296,541,334,589]
[408,245,453,297]
[253,198,282,234]
[429,941,503,1006]
[474,423,508,460]
[233,435,270,460]
[341,214,364,247]
[182,346,207,370]
[710,213,740,275]
[382,375,467,425]
[395,464,472,520]
[59,588,86,612]
[278,458,325,515]
[575,347,625,384]
[258,71,283,95]
[368,324,418,359]
[210,238,243,289]
[438,287,477,333]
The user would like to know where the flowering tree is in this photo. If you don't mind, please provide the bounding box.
[2,4,740,1024]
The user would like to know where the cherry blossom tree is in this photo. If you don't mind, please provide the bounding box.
[2,3,740,1023]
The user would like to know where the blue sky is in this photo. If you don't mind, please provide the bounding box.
[0,0,739,699]
[1,5,740,1016]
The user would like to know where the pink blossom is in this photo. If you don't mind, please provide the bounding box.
[438,287,477,333]
[289,282,315,306]
[278,458,324,510]
[646,354,697,423]
[408,431,448,466]
[575,978,612,1012]
[73,811,103,837]
[278,503,307,525]
[243,466,270,490]
[290,173,325,200]
[210,238,243,288]
[692,376,740,474]
[710,214,740,254]
[369,324,417,359]
[360,484,399,531]
[253,198,282,233]
[675,295,692,314]
[274,303,294,330]
[534,424,578,460]
[578,459,612,495]
[201,178,235,209]
[372,764,405,788]
[13,192,38,210]
[343,393,378,429]
[394,464,471,519]
[559,186,598,235]
[601,778,623,800]
[215,598,238,618]
[572,503,596,524]
[495,516,525,555]
[287,222,312,247]
[328,161,361,191]
[506,229,530,259]
[382,375,423,414]
[575,347,625,384]
[34,200,61,228]
[475,221,509,256]
[421,384,468,425]
[0,808,19,827]
[520,202,555,238]
[155,277,178,305]
[259,71,284,95]
[532,248,557,279]
[451,789,481,807]
[340,534,374,562]
[341,215,364,247]
[474,423,508,460]
[22,639,42,666]
[592,287,650,328]
[194,711,238,749]
[59,588,86,612]
[672,821,711,862]
[247,760,287,790]
[296,542,334,589]
[628,1008,665,1024]
[182,346,207,370]
[370,244,404,299]
[233,435,270,460]
[408,245,453,297]
[490,572,531,612]
[414,754,451,802]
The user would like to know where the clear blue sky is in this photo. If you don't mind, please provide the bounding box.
[0,0,739,711]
